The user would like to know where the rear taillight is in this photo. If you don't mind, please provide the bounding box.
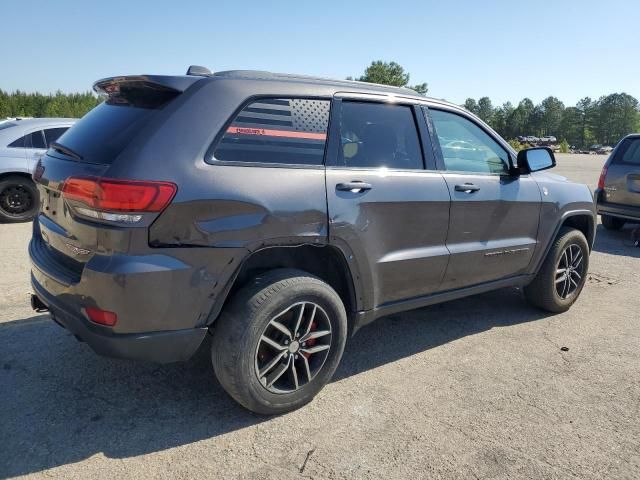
[597,165,608,190]
[85,307,117,326]
[62,177,176,223]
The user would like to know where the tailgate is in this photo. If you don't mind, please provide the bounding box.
[34,155,109,269]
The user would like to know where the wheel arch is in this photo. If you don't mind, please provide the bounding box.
[560,211,596,251]
[207,244,362,333]
[531,209,595,276]
[0,171,35,183]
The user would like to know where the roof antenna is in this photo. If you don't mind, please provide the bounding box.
[186,65,212,76]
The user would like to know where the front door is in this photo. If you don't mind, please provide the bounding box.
[326,98,451,310]
[426,107,541,291]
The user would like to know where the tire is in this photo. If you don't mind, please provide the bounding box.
[0,175,39,223]
[524,227,589,313]
[211,269,348,415]
[601,215,625,231]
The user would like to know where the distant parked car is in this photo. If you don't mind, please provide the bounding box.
[517,135,527,143]
[525,136,539,143]
[595,134,640,229]
[540,136,557,143]
[597,146,613,155]
[0,118,76,222]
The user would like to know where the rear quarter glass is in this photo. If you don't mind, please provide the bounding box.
[212,98,331,166]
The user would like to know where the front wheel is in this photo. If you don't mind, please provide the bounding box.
[524,227,589,313]
[211,269,347,415]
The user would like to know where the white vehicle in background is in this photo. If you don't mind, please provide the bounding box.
[0,118,76,222]
[597,145,614,155]
[540,135,557,143]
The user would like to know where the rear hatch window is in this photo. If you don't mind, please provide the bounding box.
[49,81,179,165]
[612,137,640,165]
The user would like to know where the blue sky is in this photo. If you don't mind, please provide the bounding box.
[2,0,638,106]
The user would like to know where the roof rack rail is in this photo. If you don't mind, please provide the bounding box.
[186,65,212,76]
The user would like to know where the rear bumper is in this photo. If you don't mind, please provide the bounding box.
[595,190,640,222]
[31,273,207,363]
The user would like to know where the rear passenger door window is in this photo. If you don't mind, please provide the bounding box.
[338,101,424,170]
[213,98,330,166]
[429,109,509,175]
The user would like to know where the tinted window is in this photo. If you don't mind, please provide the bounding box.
[7,134,26,148]
[338,102,423,169]
[613,138,640,165]
[430,109,509,174]
[43,127,69,147]
[8,130,47,148]
[214,98,330,165]
[27,131,46,149]
[50,82,179,163]
[53,102,157,164]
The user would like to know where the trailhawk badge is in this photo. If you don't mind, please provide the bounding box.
[64,243,91,256]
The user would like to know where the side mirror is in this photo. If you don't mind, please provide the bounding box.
[517,147,556,173]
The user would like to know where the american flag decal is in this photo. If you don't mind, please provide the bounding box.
[215,98,330,165]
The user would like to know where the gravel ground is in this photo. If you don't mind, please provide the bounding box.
[1,154,639,479]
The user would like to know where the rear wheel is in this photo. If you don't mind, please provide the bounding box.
[524,227,589,313]
[0,175,39,223]
[601,215,625,231]
[211,269,347,415]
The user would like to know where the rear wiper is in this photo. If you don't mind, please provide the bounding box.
[50,141,83,161]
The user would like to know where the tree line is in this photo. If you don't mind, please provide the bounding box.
[463,94,640,147]
[350,61,640,148]
[0,90,100,119]
[2,61,639,148]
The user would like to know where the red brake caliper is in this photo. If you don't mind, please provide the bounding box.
[303,322,317,359]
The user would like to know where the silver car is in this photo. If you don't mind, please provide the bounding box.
[0,118,76,222]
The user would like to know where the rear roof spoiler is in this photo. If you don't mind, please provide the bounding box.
[93,75,203,95]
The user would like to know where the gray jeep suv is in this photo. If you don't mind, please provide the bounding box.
[29,68,596,414]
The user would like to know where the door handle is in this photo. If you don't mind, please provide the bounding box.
[454,183,480,193]
[336,181,372,193]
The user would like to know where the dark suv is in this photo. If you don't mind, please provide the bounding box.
[29,68,596,414]
[595,133,640,229]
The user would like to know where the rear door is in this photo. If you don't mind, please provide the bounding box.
[604,136,640,208]
[326,96,451,310]
[425,107,541,290]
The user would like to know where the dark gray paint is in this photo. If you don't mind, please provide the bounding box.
[29,71,597,363]
[438,172,541,290]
